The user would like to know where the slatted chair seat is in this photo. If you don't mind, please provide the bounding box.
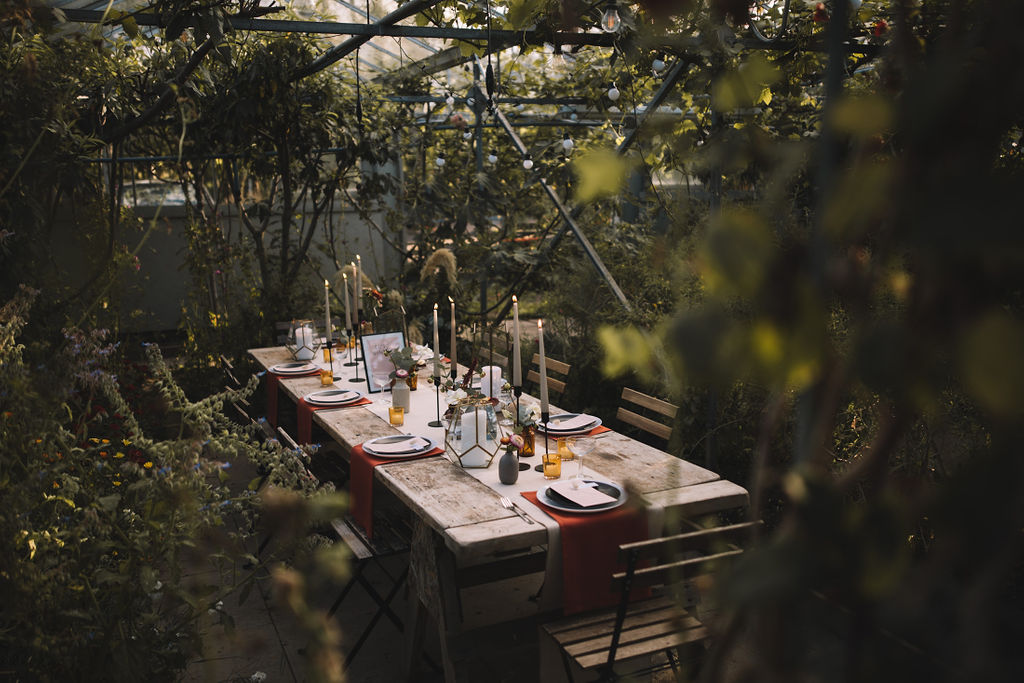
[543,520,760,682]
[616,387,678,443]
[527,353,572,400]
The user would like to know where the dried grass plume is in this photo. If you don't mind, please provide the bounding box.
[420,248,457,287]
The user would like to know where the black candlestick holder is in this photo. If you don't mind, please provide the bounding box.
[428,374,444,428]
[349,325,363,383]
[343,328,357,367]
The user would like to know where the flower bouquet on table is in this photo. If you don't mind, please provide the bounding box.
[505,402,540,457]
[384,345,419,388]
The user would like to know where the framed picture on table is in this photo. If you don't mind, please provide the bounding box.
[360,331,406,393]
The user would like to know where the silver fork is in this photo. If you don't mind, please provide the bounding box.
[500,496,535,525]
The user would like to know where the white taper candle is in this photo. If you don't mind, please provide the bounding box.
[512,295,522,387]
[538,319,548,414]
[432,303,441,378]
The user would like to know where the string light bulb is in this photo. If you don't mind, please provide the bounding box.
[601,2,621,33]
[463,130,473,140]
[522,154,533,170]
[562,133,574,151]
[445,92,455,107]
[487,149,498,164]
[607,84,620,101]
[652,54,666,73]
[436,153,446,167]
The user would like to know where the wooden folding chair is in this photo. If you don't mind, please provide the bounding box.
[274,426,414,668]
[616,387,678,444]
[527,353,572,401]
[543,520,760,682]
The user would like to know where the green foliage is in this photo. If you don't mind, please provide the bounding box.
[0,287,341,679]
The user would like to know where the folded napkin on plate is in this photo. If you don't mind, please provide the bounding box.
[296,395,372,443]
[368,436,430,454]
[548,480,618,507]
[546,414,598,431]
[350,443,443,538]
[265,369,320,427]
[521,491,648,615]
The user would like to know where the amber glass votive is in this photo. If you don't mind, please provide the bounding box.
[543,450,561,480]
[389,406,405,426]
[319,369,334,386]
[558,437,575,461]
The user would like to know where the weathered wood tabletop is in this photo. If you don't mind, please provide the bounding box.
[249,346,748,563]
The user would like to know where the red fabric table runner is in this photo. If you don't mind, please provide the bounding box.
[296,396,373,444]
[265,370,320,427]
[350,444,444,539]
[521,490,648,615]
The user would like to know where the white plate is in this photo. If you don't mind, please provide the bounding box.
[304,389,363,406]
[270,362,318,375]
[537,479,626,514]
[538,413,602,436]
[363,434,440,458]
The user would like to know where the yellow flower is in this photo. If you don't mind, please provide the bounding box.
[114,452,125,459]
[122,438,132,446]
[113,481,122,487]
[144,461,153,469]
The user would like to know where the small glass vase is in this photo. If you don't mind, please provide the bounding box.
[520,426,536,457]
[407,373,418,391]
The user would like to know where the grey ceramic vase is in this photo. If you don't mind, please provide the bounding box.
[498,447,519,484]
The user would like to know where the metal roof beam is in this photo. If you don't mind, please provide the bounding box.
[290,0,445,81]
[333,0,438,53]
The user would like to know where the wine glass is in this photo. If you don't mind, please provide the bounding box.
[569,437,595,488]
[375,376,392,404]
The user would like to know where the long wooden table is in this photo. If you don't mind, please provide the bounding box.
[249,346,748,680]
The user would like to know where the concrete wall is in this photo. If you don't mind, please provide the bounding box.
[51,193,402,333]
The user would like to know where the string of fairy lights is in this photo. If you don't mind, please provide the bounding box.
[419,1,671,173]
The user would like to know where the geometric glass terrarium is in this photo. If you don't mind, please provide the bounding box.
[286,319,321,361]
[444,397,502,468]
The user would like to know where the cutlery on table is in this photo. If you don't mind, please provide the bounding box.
[500,496,535,525]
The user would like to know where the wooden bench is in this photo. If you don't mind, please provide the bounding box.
[542,520,760,682]
[616,387,678,443]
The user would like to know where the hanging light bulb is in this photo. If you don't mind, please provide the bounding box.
[562,133,574,151]
[652,53,666,73]
[445,92,455,107]
[467,96,475,107]
[601,2,621,33]
[850,0,863,9]
[522,154,533,170]
[487,149,498,164]
[569,111,578,121]
[436,153,446,167]
[463,130,473,140]
[607,84,620,101]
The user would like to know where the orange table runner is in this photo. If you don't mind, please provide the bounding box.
[296,396,373,444]
[264,370,320,427]
[521,489,648,615]
[350,443,444,539]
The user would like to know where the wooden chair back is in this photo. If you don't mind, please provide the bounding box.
[527,353,571,399]
[616,387,678,442]
[543,519,760,680]
[479,329,512,371]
